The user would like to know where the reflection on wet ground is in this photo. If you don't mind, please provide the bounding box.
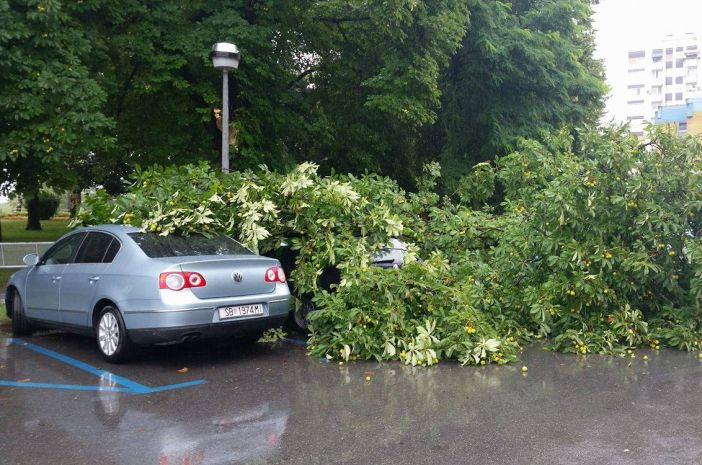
[1,327,702,465]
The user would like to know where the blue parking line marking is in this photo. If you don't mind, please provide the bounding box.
[0,381,132,392]
[1,338,207,394]
[10,339,152,393]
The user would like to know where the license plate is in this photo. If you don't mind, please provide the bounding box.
[218,304,264,320]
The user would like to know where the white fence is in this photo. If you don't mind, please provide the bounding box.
[0,242,53,268]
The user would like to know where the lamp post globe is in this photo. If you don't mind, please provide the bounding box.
[210,42,240,70]
[211,42,240,173]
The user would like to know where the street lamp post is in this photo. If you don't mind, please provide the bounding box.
[210,42,240,173]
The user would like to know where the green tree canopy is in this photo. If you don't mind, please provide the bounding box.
[0,0,113,228]
[423,0,606,189]
[1,0,605,221]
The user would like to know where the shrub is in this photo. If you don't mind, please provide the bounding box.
[25,190,61,220]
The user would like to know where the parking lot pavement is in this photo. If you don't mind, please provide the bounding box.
[2,326,702,465]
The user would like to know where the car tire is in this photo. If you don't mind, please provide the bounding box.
[10,291,32,337]
[96,306,132,363]
[291,296,315,332]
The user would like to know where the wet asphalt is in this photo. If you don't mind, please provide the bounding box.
[1,326,701,465]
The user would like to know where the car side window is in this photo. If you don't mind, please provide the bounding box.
[40,233,86,266]
[102,238,121,263]
[75,232,117,264]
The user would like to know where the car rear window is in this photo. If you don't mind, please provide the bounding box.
[128,233,253,258]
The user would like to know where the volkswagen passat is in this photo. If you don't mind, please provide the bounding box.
[5,225,291,362]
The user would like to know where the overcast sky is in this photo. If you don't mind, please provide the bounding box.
[592,0,702,122]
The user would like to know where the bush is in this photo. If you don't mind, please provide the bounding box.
[25,190,61,220]
[72,125,702,364]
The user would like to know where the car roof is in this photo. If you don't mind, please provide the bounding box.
[74,224,142,238]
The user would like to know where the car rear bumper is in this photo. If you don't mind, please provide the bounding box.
[127,313,288,344]
[120,288,291,344]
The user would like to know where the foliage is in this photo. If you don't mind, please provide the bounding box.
[74,125,702,364]
[308,254,519,366]
[25,189,61,220]
[0,0,114,227]
[489,126,702,355]
[424,0,606,190]
[258,327,288,343]
[1,0,604,201]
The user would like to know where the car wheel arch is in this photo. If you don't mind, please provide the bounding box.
[92,298,119,330]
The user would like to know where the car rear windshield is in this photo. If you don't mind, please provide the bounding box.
[128,233,253,258]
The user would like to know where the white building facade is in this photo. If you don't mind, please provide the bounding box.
[624,33,701,135]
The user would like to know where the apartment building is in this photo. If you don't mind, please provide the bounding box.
[624,33,701,135]
[655,97,702,136]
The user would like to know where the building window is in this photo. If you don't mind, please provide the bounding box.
[627,100,645,105]
[676,92,683,100]
[626,116,644,121]
[665,93,673,101]
[676,47,684,52]
[688,66,698,77]
[628,50,645,68]
[676,76,684,84]
[676,58,685,68]
[666,48,673,55]
[652,69,662,78]
[687,45,698,51]
[679,121,688,133]
[627,84,644,95]
[666,77,673,85]
[628,51,645,58]
[633,131,645,137]
[652,85,663,94]
[666,61,673,69]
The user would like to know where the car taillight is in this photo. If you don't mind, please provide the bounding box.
[159,272,207,291]
[265,266,286,283]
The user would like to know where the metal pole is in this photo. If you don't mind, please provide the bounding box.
[221,70,230,173]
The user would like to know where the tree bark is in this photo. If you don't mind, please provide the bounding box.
[68,189,82,218]
[26,196,42,231]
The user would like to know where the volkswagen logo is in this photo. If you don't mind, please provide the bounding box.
[232,271,243,283]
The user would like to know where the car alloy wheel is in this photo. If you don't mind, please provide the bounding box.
[96,306,132,363]
[98,312,120,356]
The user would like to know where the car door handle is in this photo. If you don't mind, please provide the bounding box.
[89,276,100,282]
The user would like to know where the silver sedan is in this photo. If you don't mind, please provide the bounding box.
[5,225,291,362]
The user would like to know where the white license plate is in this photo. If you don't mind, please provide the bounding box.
[218,304,264,320]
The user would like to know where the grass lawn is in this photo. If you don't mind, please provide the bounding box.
[0,269,15,294]
[0,218,71,242]
[0,304,8,326]
[0,218,71,291]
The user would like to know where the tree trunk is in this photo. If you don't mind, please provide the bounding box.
[68,189,82,218]
[26,196,42,231]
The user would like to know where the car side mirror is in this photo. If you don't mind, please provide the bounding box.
[23,253,39,266]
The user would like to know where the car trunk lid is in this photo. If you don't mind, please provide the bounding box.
[159,255,279,299]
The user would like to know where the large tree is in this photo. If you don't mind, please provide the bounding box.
[422,0,606,189]
[1,0,606,213]
[0,0,113,229]
[89,0,472,189]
